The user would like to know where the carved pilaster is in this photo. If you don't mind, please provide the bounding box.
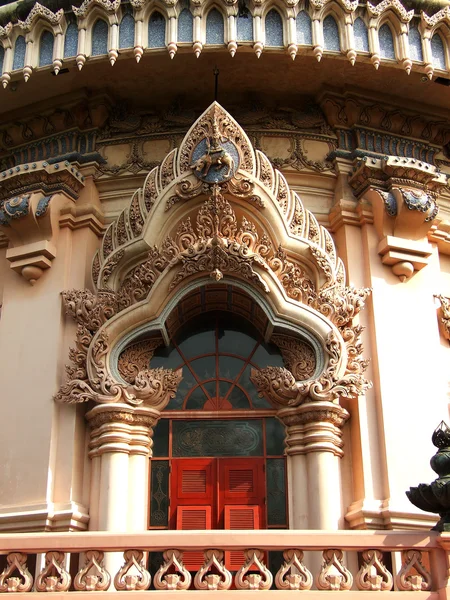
[278,402,349,457]
[348,155,447,282]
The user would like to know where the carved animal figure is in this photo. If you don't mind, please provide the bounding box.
[190,137,235,178]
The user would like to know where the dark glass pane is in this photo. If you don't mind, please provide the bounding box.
[218,380,232,398]
[148,12,166,48]
[251,343,285,369]
[218,329,256,356]
[238,365,272,409]
[265,418,286,455]
[185,386,208,409]
[202,380,217,398]
[265,9,283,47]
[227,385,250,409]
[150,460,169,526]
[266,458,287,526]
[152,419,169,457]
[172,420,263,456]
[178,329,215,357]
[269,552,285,587]
[206,8,224,44]
[92,20,108,55]
[64,23,78,57]
[178,9,193,43]
[165,365,195,409]
[13,36,26,70]
[151,345,183,370]
[190,356,216,380]
[39,31,54,66]
[219,356,245,380]
[119,13,135,48]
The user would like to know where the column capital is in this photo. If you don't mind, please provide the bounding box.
[86,403,160,458]
[277,401,350,457]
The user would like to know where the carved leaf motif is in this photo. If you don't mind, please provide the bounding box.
[0,553,33,593]
[118,339,162,383]
[74,550,111,591]
[316,549,353,591]
[62,289,118,333]
[194,549,232,590]
[275,549,313,590]
[235,549,273,590]
[153,550,192,590]
[356,549,393,591]
[36,552,71,592]
[114,550,151,591]
[272,334,316,380]
[396,550,431,591]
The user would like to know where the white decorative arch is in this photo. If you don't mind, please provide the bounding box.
[55,102,370,413]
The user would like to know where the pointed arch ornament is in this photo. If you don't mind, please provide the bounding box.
[55,102,371,457]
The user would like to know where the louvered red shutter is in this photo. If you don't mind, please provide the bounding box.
[224,505,259,570]
[177,506,212,571]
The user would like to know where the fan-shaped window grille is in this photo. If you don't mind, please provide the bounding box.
[13,36,26,70]
[119,13,135,48]
[39,30,54,66]
[0,45,5,74]
[237,6,253,42]
[296,11,312,45]
[178,9,193,43]
[323,15,340,51]
[265,9,283,47]
[206,9,224,44]
[92,19,108,55]
[354,18,369,52]
[64,23,78,57]
[149,12,166,48]
[150,316,288,411]
[408,24,423,62]
[431,33,446,69]
[379,23,395,59]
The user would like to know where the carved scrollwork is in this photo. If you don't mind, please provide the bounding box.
[118,339,162,383]
[0,553,33,593]
[395,550,431,591]
[74,550,111,591]
[194,549,232,590]
[35,552,71,592]
[250,366,300,408]
[153,550,192,590]
[114,550,151,591]
[275,549,313,590]
[435,295,450,340]
[316,549,353,591]
[235,549,273,590]
[62,289,118,333]
[272,334,316,380]
[356,549,393,591]
[166,178,205,211]
[312,286,371,328]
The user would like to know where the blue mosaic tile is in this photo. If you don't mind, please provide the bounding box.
[265,9,283,47]
[237,8,253,42]
[354,18,369,52]
[178,9,193,43]
[119,13,135,48]
[379,23,395,59]
[149,12,166,48]
[323,15,340,51]
[206,9,224,45]
[64,23,78,57]
[296,11,312,45]
[408,24,423,62]
[0,45,4,74]
[39,30,54,66]
[13,36,26,70]
[431,33,446,69]
[92,19,108,55]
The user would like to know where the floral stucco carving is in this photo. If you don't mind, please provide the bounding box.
[271,334,316,380]
[434,295,450,341]
[118,340,163,384]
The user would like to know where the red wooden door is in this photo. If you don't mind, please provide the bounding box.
[171,457,265,571]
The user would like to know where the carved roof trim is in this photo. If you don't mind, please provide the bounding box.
[72,0,121,17]
[18,3,64,30]
[421,6,450,28]
[367,0,413,22]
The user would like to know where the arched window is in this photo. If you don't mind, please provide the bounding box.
[379,23,395,59]
[178,8,193,43]
[265,9,283,47]
[119,13,135,48]
[39,30,54,66]
[64,23,78,57]
[0,45,5,74]
[148,12,166,48]
[92,19,108,55]
[354,17,369,52]
[13,36,26,70]
[323,15,340,51]
[206,9,224,45]
[237,6,253,42]
[296,11,312,45]
[408,24,423,62]
[431,33,446,69]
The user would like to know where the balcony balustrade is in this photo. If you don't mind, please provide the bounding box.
[0,530,449,597]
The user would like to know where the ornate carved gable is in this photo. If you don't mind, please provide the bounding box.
[55,102,371,410]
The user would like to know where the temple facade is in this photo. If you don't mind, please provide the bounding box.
[1,0,450,594]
